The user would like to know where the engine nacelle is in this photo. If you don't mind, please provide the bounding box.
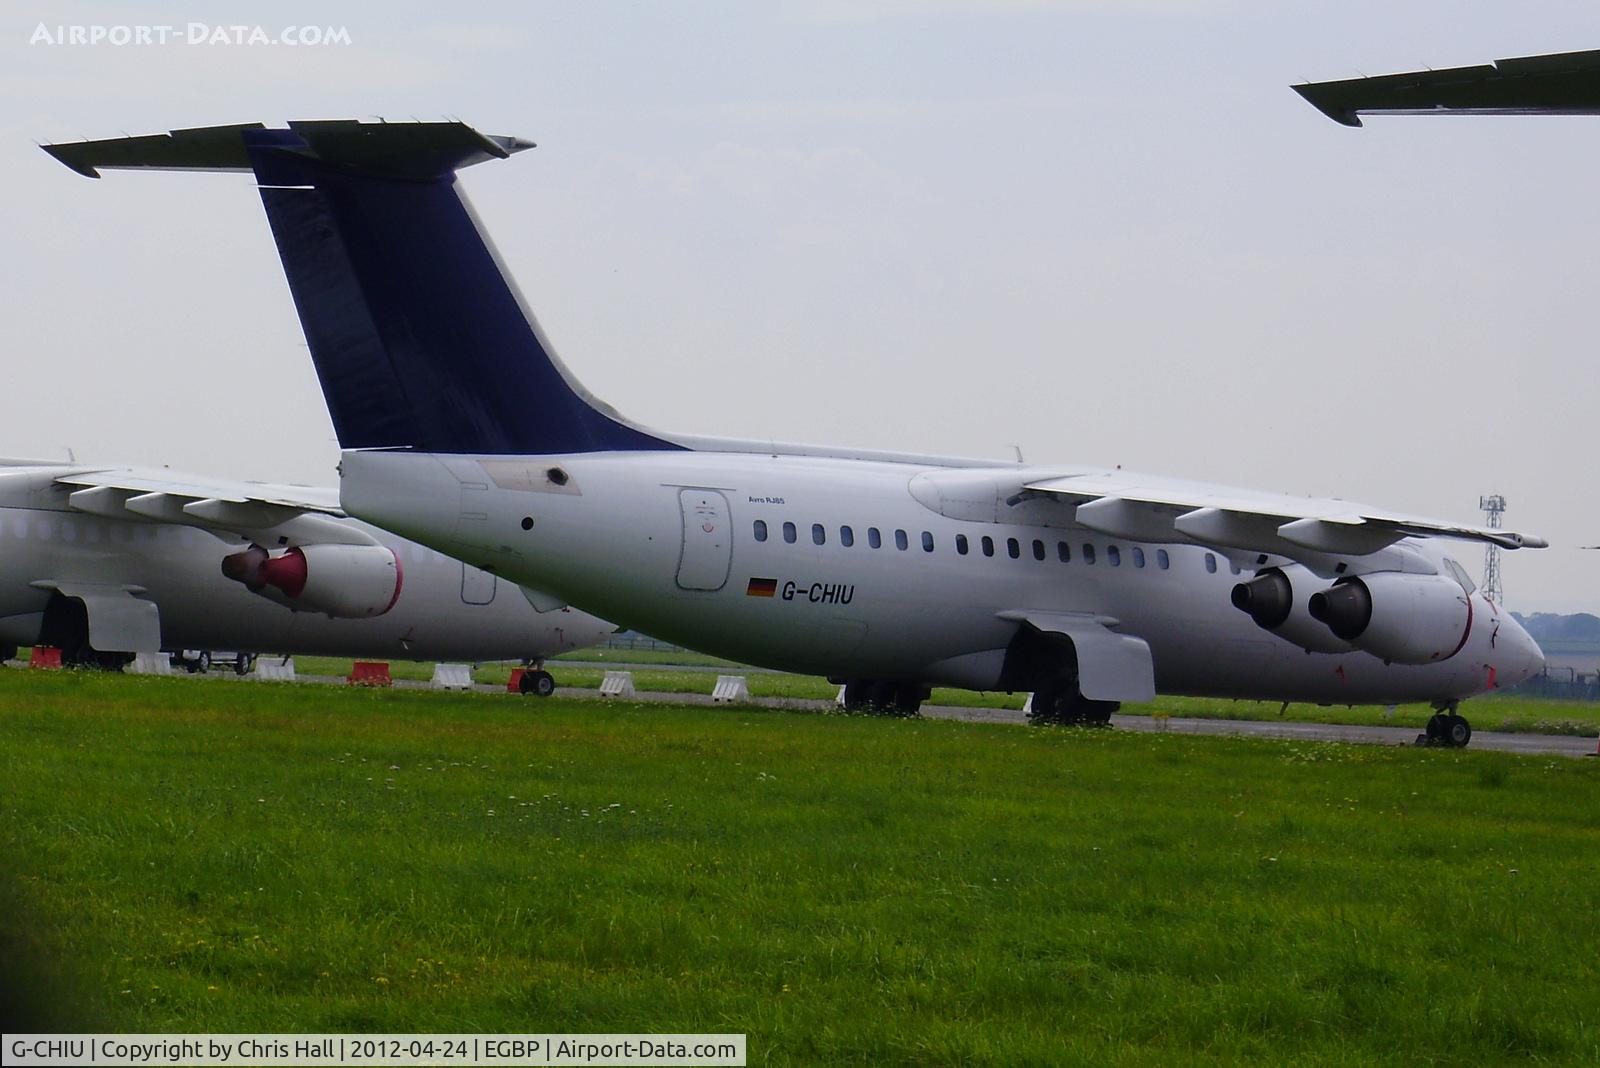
[1307,572,1470,665]
[1230,565,1353,654]
[221,543,402,618]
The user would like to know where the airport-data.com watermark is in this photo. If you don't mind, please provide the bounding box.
[30,22,351,47]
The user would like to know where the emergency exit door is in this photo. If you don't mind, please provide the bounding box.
[676,489,732,591]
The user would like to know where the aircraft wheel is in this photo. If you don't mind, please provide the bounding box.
[1028,688,1064,726]
[234,653,256,676]
[1084,700,1117,726]
[841,679,872,712]
[1424,712,1448,745]
[0,644,16,663]
[519,669,556,697]
[891,684,924,717]
[1445,714,1472,748]
[865,680,899,714]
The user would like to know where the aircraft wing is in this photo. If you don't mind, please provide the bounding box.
[1022,471,1545,559]
[52,467,376,547]
[1295,49,1600,126]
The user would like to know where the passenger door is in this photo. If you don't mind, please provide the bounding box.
[676,489,732,591]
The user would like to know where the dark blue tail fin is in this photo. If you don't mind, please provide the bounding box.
[45,120,679,455]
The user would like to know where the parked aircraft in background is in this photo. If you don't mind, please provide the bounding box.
[44,115,1548,745]
[0,459,614,693]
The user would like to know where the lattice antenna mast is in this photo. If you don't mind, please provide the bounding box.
[1479,494,1506,604]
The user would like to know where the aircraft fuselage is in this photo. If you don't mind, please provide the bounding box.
[344,449,1543,704]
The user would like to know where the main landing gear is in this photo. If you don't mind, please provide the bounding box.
[840,679,926,717]
[1421,699,1472,749]
[1027,684,1118,727]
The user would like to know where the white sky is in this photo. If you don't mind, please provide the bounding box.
[3,2,1597,612]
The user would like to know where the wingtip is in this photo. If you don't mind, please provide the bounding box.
[1290,83,1364,127]
[39,142,101,178]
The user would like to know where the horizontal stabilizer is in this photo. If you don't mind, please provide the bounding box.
[42,120,533,180]
[1295,49,1600,126]
[46,120,673,456]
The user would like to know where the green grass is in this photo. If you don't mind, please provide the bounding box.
[2,671,1598,1063]
[553,646,750,669]
[1124,695,1600,738]
[286,653,1600,736]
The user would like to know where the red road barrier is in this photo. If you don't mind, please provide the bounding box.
[29,646,63,670]
[347,661,392,687]
[507,668,526,693]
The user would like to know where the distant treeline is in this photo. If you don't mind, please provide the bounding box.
[1513,612,1600,645]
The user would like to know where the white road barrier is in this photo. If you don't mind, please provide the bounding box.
[255,657,296,682]
[711,675,750,703]
[129,652,172,676]
[599,670,636,698]
[836,684,847,708]
[1022,693,1034,715]
[431,663,474,691]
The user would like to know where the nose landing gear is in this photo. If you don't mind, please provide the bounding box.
[1421,700,1472,748]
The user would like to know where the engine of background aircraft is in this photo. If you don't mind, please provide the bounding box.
[221,544,402,619]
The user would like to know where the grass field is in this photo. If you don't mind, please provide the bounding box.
[286,652,1600,737]
[2,670,1598,1063]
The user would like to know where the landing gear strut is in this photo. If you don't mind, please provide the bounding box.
[1028,685,1117,727]
[840,679,925,717]
[1421,700,1472,749]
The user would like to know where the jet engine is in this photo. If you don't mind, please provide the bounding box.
[221,544,402,618]
[1307,572,1470,665]
[1230,565,1353,654]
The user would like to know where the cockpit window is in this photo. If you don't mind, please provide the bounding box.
[1442,557,1477,594]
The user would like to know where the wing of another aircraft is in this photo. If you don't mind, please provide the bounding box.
[1022,470,1545,560]
[1295,49,1600,126]
[53,468,376,547]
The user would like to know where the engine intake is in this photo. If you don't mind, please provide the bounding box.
[222,543,402,618]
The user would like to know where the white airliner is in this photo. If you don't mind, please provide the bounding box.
[0,458,613,692]
[43,120,1548,745]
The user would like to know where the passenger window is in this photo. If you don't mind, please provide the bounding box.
[1057,541,1070,563]
[921,531,935,553]
[841,525,854,548]
[783,521,797,544]
[1157,548,1170,570]
[753,520,767,543]
[1107,545,1121,567]
[1204,552,1217,574]
[956,534,969,555]
[982,535,995,557]
[868,527,882,549]
[1007,537,1021,559]
[1083,543,1096,565]
[895,529,909,551]
[812,523,826,546]
[1230,563,1242,576]
[1032,539,1046,561]
[1132,547,1145,568]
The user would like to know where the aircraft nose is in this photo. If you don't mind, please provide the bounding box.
[1502,617,1545,687]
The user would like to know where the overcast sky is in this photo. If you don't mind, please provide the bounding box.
[4,2,1597,612]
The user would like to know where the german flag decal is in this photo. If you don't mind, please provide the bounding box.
[746,577,778,598]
